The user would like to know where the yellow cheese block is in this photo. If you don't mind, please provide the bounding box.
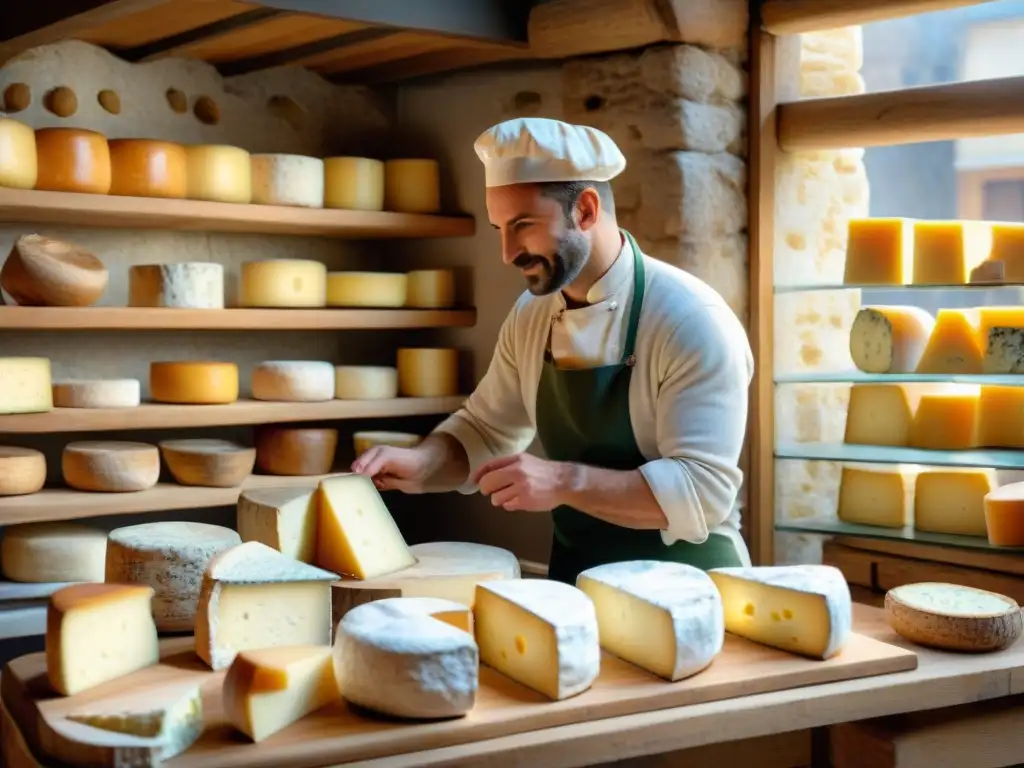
[837,464,918,528]
[0,234,108,307]
[843,383,935,447]
[385,159,441,214]
[185,144,252,204]
[914,468,995,537]
[108,139,187,199]
[915,308,984,374]
[158,439,256,487]
[239,259,326,308]
[909,386,981,450]
[353,430,422,457]
[334,366,398,400]
[0,446,46,497]
[990,223,1024,282]
[150,361,239,404]
[406,269,456,308]
[984,482,1024,546]
[0,357,52,414]
[326,272,408,308]
[254,426,337,476]
[911,220,992,285]
[397,348,459,397]
[979,306,1024,340]
[0,117,37,189]
[978,385,1024,448]
[63,440,160,492]
[324,157,384,211]
[844,217,914,285]
[1,521,106,581]
[34,127,111,194]
[237,487,318,564]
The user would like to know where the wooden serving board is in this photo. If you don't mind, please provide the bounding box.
[2,632,917,768]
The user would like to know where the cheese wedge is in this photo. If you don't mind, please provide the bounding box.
[911,220,991,285]
[844,383,931,447]
[984,482,1024,546]
[990,223,1024,281]
[837,464,918,528]
[914,469,995,537]
[849,306,935,374]
[844,217,913,284]
[978,385,1024,448]
[237,487,318,563]
[915,308,984,374]
[909,386,981,450]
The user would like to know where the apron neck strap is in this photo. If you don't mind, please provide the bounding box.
[621,229,645,363]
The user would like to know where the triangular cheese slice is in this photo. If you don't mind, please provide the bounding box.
[207,540,337,584]
[915,308,984,374]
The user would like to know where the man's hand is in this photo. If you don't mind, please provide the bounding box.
[473,453,575,511]
[351,446,433,493]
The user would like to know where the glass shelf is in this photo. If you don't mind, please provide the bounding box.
[775,371,1024,385]
[774,282,1024,294]
[775,442,1024,469]
[775,518,1024,554]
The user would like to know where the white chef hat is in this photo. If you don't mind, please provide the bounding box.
[474,117,626,188]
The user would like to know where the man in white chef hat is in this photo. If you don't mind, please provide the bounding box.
[353,117,753,583]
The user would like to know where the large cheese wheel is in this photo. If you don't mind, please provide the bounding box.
[255,426,337,476]
[108,139,187,199]
[0,234,108,307]
[250,154,324,208]
[334,366,398,400]
[159,439,256,487]
[326,272,407,308]
[0,117,37,189]
[34,127,111,194]
[406,269,455,308]
[239,259,326,308]
[353,431,422,458]
[62,440,160,492]
[0,357,52,415]
[324,157,384,211]
[397,348,458,397]
[52,379,141,408]
[251,361,334,402]
[128,263,224,309]
[185,144,252,203]
[385,159,440,213]
[0,446,46,496]
[150,361,239,404]
[1,522,107,582]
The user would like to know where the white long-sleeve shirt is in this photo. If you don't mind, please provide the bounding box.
[434,238,754,559]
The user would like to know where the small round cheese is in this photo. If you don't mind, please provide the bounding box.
[353,431,422,458]
[397,348,459,397]
[0,446,46,496]
[1,522,106,582]
[326,272,408,308]
[251,361,335,402]
[334,366,398,400]
[34,127,111,194]
[158,439,256,487]
[384,159,441,213]
[324,156,384,211]
[0,117,37,189]
[255,426,337,476]
[185,144,252,203]
[0,234,108,307]
[62,440,160,492]
[250,154,324,208]
[239,259,326,308]
[150,361,239,404]
[406,269,455,308]
[128,263,225,309]
[52,379,141,408]
[108,139,187,199]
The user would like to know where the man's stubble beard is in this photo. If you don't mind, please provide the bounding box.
[518,227,590,296]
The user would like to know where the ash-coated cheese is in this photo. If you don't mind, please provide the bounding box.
[984,327,1024,374]
[150,361,239,404]
[239,259,326,308]
[336,598,477,719]
[323,156,384,211]
[353,430,422,457]
[52,379,141,408]
[0,234,108,307]
[914,468,994,537]
[62,440,160,493]
[251,361,335,402]
[326,272,408,308]
[34,127,111,194]
[158,439,256,488]
[0,117,37,189]
[2,521,106,582]
[915,308,985,374]
[843,218,914,285]
[978,385,1024,448]
[910,386,981,450]
[384,159,441,213]
[837,464,918,528]
[334,365,398,400]
[849,306,935,374]
[0,357,52,414]
[0,446,46,496]
[406,269,455,308]
[237,487,318,563]
[108,139,187,199]
[185,144,252,203]
[912,220,992,285]
[577,561,724,681]
[397,348,459,397]
[128,263,225,309]
[983,481,1024,546]
[251,154,324,208]
[255,426,337,476]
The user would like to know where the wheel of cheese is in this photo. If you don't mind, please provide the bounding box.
[158,439,256,487]
[384,159,441,213]
[251,361,335,402]
[324,157,384,211]
[62,440,160,492]
[0,357,53,415]
[128,263,224,309]
[255,426,337,476]
[0,446,46,496]
[326,272,408,308]
[406,269,455,308]
[1,522,106,582]
[108,139,187,199]
[250,154,324,208]
[34,127,111,194]
[353,431,422,458]
[52,379,140,408]
[149,361,239,404]
[0,234,108,307]
[0,117,37,189]
[239,259,326,308]
[397,348,458,397]
[334,366,398,400]
[185,144,252,203]
[886,582,1024,653]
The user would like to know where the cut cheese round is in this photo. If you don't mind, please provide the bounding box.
[52,379,141,409]
[0,234,108,307]
[1,521,106,582]
[250,154,324,208]
[334,366,397,400]
[0,117,37,189]
[185,144,252,203]
[886,582,1023,652]
[397,348,458,397]
[62,440,160,492]
[914,468,994,538]
[251,361,334,402]
[984,481,1024,546]
[255,426,337,476]
[150,361,239,405]
[239,259,326,308]
[384,159,440,213]
[406,269,455,308]
[0,357,52,414]
[34,127,111,194]
[850,306,935,374]
[0,446,46,496]
[108,139,187,199]
[106,521,242,632]
[326,272,407,308]
[335,597,477,719]
[353,430,422,457]
[236,487,317,563]
[158,439,256,488]
[128,263,224,309]
[324,156,384,211]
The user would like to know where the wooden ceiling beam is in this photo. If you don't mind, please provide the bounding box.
[115,7,284,61]
[216,26,397,76]
[337,46,530,84]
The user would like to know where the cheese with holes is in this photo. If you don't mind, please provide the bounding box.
[334,366,398,400]
[251,154,324,208]
[912,220,992,285]
[385,159,441,213]
[353,430,422,457]
[237,487,318,563]
[910,386,981,450]
[406,269,456,309]
[984,482,1024,546]
[47,583,159,695]
[849,306,935,374]
[223,646,338,742]
[915,308,985,374]
[35,127,111,194]
[844,383,932,447]
[326,272,408,308]
[0,446,46,496]
[397,348,458,397]
[107,522,242,632]
[255,426,337,476]
[984,327,1024,374]
[52,379,140,408]
[914,469,994,537]
[128,263,224,309]
[324,156,384,211]
[837,464,919,528]
[195,541,337,670]
[990,223,1024,282]
[251,361,334,402]
[577,561,724,681]
[475,580,599,700]
[0,234,108,306]
[239,259,327,308]
[0,117,37,189]
[843,218,914,285]
[2,522,106,582]
[62,440,160,492]
[185,144,252,203]
[159,439,256,488]
[316,473,416,580]
[336,597,477,718]
[886,582,1023,652]
[709,565,852,660]
[108,139,187,199]
[978,385,1024,448]
[0,357,51,414]
[150,361,239,404]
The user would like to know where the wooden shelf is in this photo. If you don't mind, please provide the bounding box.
[0,307,477,331]
[0,396,465,434]
[0,189,475,239]
[761,0,986,36]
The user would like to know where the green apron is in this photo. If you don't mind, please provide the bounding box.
[535,230,744,585]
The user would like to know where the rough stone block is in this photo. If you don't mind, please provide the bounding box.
[645,234,748,322]
[638,45,747,103]
[665,0,750,50]
[775,383,850,444]
[776,458,841,522]
[774,290,861,374]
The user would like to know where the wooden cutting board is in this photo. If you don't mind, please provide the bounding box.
[2,632,916,768]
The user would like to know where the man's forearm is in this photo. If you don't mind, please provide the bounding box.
[560,464,668,529]
[419,433,471,492]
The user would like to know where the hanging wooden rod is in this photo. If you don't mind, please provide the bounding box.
[761,0,994,36]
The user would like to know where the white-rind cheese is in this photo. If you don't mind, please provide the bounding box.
[850,306,935,374]
[0,357,52,414]
[1,522,106,583]
[251,361,335,402]
[251,154,324,208]
[52,379,141,408]
[334,366,398,400]
[128,263,225,309]
[886,582,1024,652]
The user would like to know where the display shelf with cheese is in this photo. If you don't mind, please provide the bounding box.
[775,372,1024,384]
[774,282,1024,293]
[775,443,1024,470]
[775,518,1024,554]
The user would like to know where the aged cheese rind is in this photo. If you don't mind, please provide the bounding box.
[128,263,225,309]
[158,438,256,487]
[914,468,995,537]
[240,259,327,308]
[886,582,1023,652]
[251,154,324,208]
[34,127,111,194]
[849,306,935,374]
[837,464,918,528]
[0,446,46,496]
[0,357,52,414]
[185,144,252,203]
[0,117,37,189]
[324,156,385,211]
[255,426,337,476]
[149,361,239,405]
[62,440,160,492]
[108,139,188,199]
[0,234,108,307]
[353,430,422,457]
[397,348,459,397]
[251,361,335,402]
[52,379,141,408]
[406,269,456,309]
[384,159,441,213]
[2,521,106,582]
[237,487,318,563]
[326,272,408,308]
[334,366,398,400]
